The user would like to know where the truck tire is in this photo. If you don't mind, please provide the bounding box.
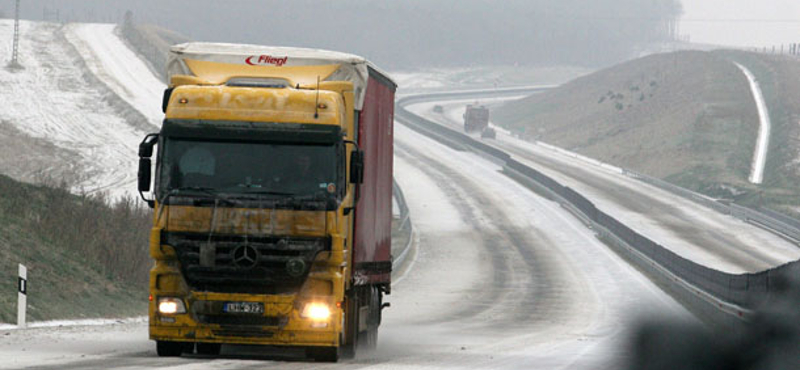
[196,343,221,356]
[359,286,380,351]
[156,341,184,357]
[360,326,378,351]
[341,290,359,359]
[307,346,339,362]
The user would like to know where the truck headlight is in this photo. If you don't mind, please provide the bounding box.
[301,303,331,321]
[157,297,186,314]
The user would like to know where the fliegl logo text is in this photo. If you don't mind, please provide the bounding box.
[245,55,289,66]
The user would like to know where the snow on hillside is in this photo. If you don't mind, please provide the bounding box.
[0,21,164,199]
[65,23,166,127]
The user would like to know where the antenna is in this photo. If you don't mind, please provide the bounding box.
[314,76,320,119]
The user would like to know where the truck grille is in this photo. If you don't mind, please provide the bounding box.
[162,232,329,294]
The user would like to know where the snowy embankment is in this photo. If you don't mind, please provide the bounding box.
[66,23,166,127]
[734,62,771,185]
[0,21,167,199]
[0,21,150,199]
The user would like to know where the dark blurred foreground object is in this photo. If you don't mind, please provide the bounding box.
[627,275,800,370]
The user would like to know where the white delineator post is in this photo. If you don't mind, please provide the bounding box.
[17,264,27,328]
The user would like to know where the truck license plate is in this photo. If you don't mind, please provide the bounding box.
[223,302,264,314]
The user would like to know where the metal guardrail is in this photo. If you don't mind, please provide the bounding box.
[393,179,411,231]
[392,179,414,269]
[396,93,800,325]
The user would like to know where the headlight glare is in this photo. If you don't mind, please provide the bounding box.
[157,297,186,314]
[301,302,331,321]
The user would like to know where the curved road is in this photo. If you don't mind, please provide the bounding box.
[405,98,800,273]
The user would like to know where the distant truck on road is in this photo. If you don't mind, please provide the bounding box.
[137,43,396,362]
[463,103,489,133]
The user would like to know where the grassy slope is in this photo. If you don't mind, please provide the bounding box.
[0,175,150,323]
[494,50,800,211]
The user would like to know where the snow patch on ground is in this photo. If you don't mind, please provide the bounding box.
[0,316,146,332]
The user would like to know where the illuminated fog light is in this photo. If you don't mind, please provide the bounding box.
[157,297,186,315]
[301,303,331,321]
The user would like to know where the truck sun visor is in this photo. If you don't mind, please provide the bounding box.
[162,119,342,144]
[168,43,396,110]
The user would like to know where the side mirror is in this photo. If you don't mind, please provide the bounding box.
[350,150,364,184]
[138,133,159,208]
[162,88,174,114]
[138,158,151,192]
[139,134,158,158]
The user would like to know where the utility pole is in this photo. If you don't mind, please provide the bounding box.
[8,0,23,70]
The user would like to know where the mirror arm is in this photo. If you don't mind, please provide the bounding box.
[139,133,159,158]
[139,191,155,208]
[343,139,359,150]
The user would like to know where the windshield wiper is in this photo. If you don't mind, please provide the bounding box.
[240,189,296,196]
[173,186,218,195]
[236,190,331,205]
[160,186,233,205]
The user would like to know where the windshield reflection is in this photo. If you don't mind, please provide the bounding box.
[158,139,341,199]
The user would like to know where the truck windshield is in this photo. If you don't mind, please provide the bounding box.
[158,139,340,199]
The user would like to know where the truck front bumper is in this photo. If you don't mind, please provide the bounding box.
[150,323,338,347]
[149,292,341,348]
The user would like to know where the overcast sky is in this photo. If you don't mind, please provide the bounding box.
[681,0,800,48]
[1,1,798,63]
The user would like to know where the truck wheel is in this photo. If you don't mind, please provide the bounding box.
[359,286,380,351]
[307,346,339,362]
[156,341,184,357]
[196,343,221,356]
[341,291,359,359]
[360,326,378,351]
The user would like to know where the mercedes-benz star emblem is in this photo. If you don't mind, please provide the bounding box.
[232,245,259,269]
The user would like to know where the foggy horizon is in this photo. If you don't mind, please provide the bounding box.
[1,0,683,70]
[1,1,796,69]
